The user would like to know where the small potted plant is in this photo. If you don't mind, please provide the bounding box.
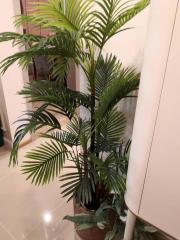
[65,141,158,240]
[0,117,4,147]
[0,0,150,239]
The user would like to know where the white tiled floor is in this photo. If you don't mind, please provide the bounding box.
[0,140,74,240]
[0,141,172,240]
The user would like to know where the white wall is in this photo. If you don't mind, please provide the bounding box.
[104,7,150,70]
[103,7,150,140]
[0,0,31,145]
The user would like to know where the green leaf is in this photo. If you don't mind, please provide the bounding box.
[105,219,120,240]
[144,226,157,233]
[10,105,61,166]
[0,30,86,81]
[96,66,140,118]
[64,214,97,230]
[0,32,44,45]
[64,213,108,230]
[95,54,122,99]
[15,0,94,32]
[96,108,127,152]
[67,116,91,148]
[108,0,150,39]
[41,130,80,147]
[22,140,69,185]
[87,0,150,48]
[60,167,97,204]
[20,80,91,119]
[93,153,126,196]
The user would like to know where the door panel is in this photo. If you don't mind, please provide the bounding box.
[139,2,180,239]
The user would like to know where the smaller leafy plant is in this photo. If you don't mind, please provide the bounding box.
[65,197,157,240]
[64,141,158,240]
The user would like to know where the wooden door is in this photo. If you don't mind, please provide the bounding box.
[19,0,77,90]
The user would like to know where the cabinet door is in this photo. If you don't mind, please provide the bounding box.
[139,3,180,239]
[126,0,179,218]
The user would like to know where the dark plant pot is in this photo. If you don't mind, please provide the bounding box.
[74,201,116,240]
[0,128,4,147]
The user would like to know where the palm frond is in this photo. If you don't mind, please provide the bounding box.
[60,165,97,204]
[41,130,80,147]
[37,32,83,80]
[67,116,91,149]
[10,105,61,166]
[15,0,94,33]
[86,0,150,48]
[93,153,126,196]
[96,108,127,152]
[67,116,91,138]
[22,140,69,185]
[0,50,33,74]
[116,140,131,175]
[20,80,91,119]
[0,47,52,74]
[96,66,140,119]
[108,0,150,39]
[0,31,80,79]
[0,32,44,46]
[95,54,122,99]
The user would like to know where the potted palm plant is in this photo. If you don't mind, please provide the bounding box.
[65,141,158,240]
[0,0,150,239]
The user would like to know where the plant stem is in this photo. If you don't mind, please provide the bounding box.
[90,89,95,152]
[89,47,103,154]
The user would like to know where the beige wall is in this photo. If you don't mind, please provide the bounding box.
[103,7,150,70]
[0,0,31,145]
[104,7,150,140]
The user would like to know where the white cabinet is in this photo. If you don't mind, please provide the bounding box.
[126,0,180,239]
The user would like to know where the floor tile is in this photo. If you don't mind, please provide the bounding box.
[0,138,74,240]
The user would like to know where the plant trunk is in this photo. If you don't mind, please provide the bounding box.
[90,93,95,153]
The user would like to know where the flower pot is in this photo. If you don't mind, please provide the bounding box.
[0,128,4,147]
[74,201,114,240]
